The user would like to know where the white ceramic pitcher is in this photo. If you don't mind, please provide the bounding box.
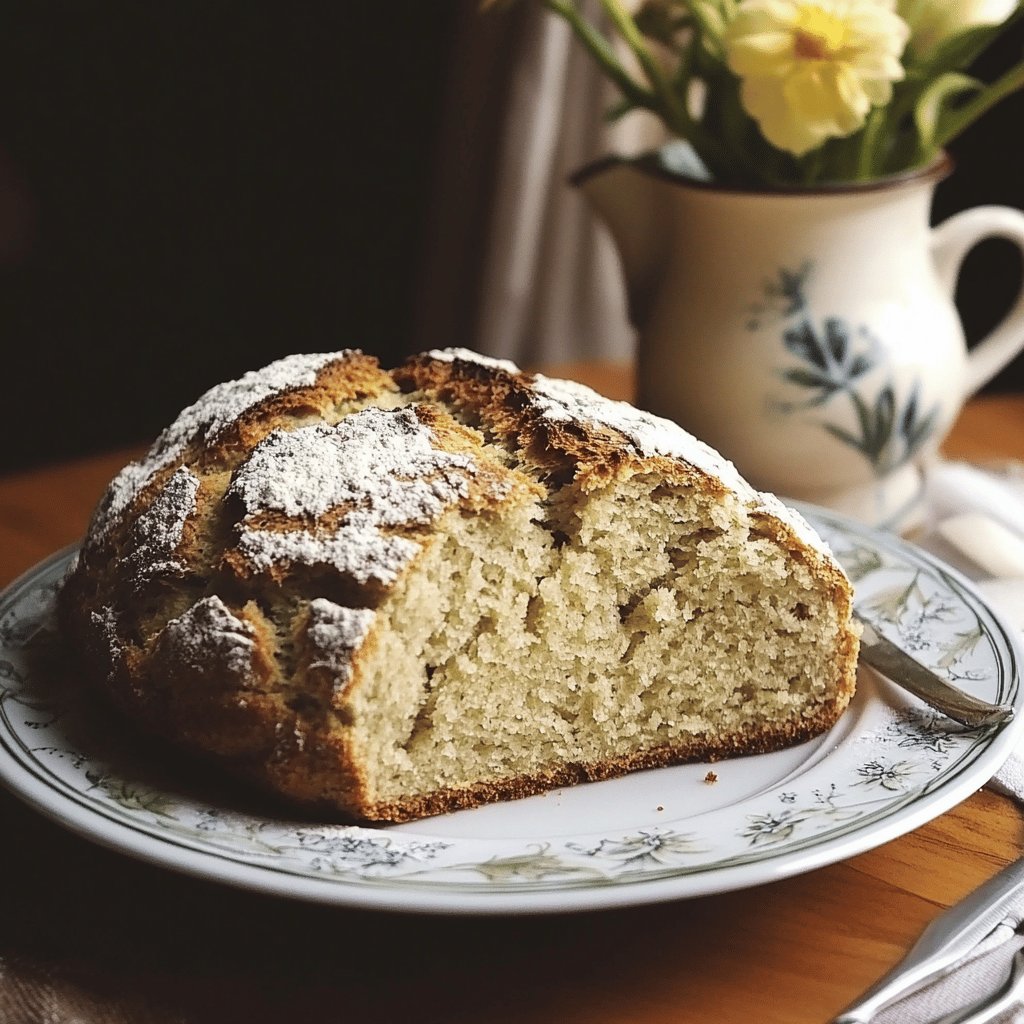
[575,153,1024,528]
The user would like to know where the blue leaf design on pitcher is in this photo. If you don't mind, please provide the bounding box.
[752,264,940,476]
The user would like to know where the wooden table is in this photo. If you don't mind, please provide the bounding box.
[1,364,1023,1024]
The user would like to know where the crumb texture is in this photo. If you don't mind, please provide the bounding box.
[62,348,859,823]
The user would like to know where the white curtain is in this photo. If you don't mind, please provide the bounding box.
[415,1,665,366]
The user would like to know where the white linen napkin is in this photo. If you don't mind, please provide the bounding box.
[870,922,1024,1024]
[849,458,1024,1024]
[915,459,1024,801]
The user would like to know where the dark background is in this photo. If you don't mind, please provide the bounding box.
[0,3,459,472]
[0,4,1022,473]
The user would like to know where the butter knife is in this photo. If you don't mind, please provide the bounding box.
[832,853,1024,1023]
[855,613,1014,730]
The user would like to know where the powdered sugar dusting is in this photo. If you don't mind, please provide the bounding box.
[230,406,477,583]
[90,351,349,541]
[158,351,346,461]
[531,374,836,562]
[125,467,200,583]
[231,407,476,521]
[90,462,158,544]
[160,595,255,679]
[428,348,521,375]
[90,606,123,678]
[237,526,420,585]
[306,598,376,692]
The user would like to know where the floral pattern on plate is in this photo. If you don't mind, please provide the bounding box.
[0,507,1020,912]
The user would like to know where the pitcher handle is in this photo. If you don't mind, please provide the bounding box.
[931,205,1024,398]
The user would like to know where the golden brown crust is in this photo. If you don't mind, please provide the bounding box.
[78,351,396,564]
[395,352,678,483]
[181,351,396,476]
[61,347,860,825]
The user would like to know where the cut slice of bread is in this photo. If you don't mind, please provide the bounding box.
[61,348,859,822]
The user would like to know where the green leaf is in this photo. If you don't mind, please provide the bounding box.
[900,384,921,435]
[874,386,897,460]
[823,318,849,365]
[783,321,828,370]
[933,58,1024,149]
[906,408,940,454]
[780,367,839,390]
[913,72,983,154]
[850,392,878,456]
[848,354,874,379]
[824,423,870,456]
[908,17,1021,79]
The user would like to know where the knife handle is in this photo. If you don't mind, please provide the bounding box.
[830,855,1024,1023]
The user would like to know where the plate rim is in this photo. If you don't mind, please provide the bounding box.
[0,512,1021,915]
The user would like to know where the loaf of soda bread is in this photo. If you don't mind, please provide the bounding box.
[61,348,860,822]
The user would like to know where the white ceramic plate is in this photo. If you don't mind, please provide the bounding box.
[1,508,1021,914]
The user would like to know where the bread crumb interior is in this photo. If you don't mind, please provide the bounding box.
[351,468,847,805]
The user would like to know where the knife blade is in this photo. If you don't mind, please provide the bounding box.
[832,853,1024,1023]
[855,613,1014,730]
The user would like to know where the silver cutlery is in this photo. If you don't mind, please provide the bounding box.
[832,853,1024,1023]
[855,613,1014,729]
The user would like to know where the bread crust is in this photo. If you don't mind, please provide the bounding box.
[61,348,860,824]
[351,699,855,823]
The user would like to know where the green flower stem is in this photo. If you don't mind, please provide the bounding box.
[705,67,779,183]
[933,58,1024,150]
[539,0,1024,186]
[877,78,930,173]
[680,1,726,58]
[856,106,889,180]
[547,0,733,178]
[598,0,692,133]
[544,0,655,112]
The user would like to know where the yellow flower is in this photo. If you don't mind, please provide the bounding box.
[725,0,910,156]
[899,0,1019,58]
